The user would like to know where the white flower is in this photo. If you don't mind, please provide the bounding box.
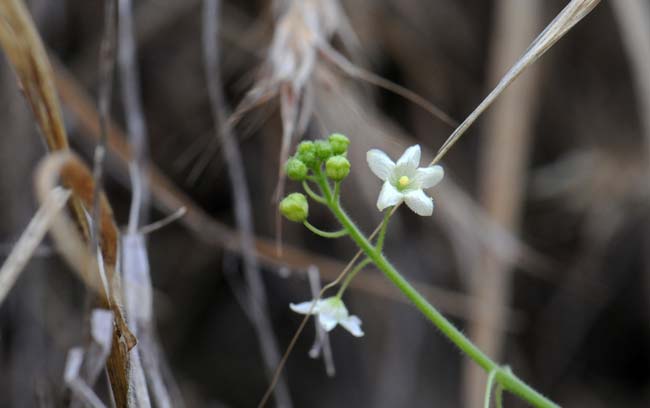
[366,145,444,216]
[290,297,364,337]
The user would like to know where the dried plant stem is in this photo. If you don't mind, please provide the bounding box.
[118,0,149,233]
[430,0,601,166]
[35,152,135,407]
[464,0,542,406]
[202,1,292,406]
[0,1,133,405]
[319,41,458,128]
[0,187,70,306]
[91,0,116,249]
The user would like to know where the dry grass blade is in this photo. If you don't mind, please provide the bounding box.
[319,41,458,128]
[122,231,173,408]
[0,186,70,306]
[65,350,107,408]
[430,0,601,166]
[66,309,114,408]
[118,0,150,233]
[0,1,134,405]
[0,0,68,151]
[35,153,135,406]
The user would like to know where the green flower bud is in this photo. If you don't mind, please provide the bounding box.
[314,140,333,161]
[285,157,308,181]
[279,193,309,222]
[296,141,318,168]
[328,133,350,155]
[325,155,351,181]
[297,141,315,155]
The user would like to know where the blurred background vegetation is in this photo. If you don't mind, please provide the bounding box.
[1,0,649,407]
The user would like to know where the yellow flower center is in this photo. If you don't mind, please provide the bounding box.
[398,175,410,188]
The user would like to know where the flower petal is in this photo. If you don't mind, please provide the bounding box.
[404,189,434,216]
[367,149,395,180]
[377,181,403,211]
[395,145,421,169]
[290,300,320,315]
[339,315,364,337]
[318,312,339,332]
[415,165,444,189]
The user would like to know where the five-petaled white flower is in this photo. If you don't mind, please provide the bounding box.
[290,297,364,337]
[366,145,444,216]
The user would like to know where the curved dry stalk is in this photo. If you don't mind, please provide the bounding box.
[35,152,135,407]
[0,1,134,404]
[0,187,70,306]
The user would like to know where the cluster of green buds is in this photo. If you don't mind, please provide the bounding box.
[280,133,350,223]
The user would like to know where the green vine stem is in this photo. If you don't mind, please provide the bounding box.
[302,180,327,204]
[485,369,498,408]
[375,208,392,252]
[303,221,348,238]
[312,170,558,408]
[336,257,371,298]
[495,384,505,408]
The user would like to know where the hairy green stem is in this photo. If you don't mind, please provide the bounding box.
[375,209,392,252]
[333,180,341,201]
[495,384,504,408]
[314,170,558,407]
[485,369,498,408]
[336,258,372,298]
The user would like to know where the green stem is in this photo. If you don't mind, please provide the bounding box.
[336,258,372,298]
[375,209,392,252]
[327,200,558,408]
[333,180,341,201]
[495,384,504,408]
[303,221,348,238]
[302,180,327,204]
[314,166,334,203]
[485,369,498,408]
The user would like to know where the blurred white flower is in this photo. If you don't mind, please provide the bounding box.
[366,145,444,216]
[290,297,363,337]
